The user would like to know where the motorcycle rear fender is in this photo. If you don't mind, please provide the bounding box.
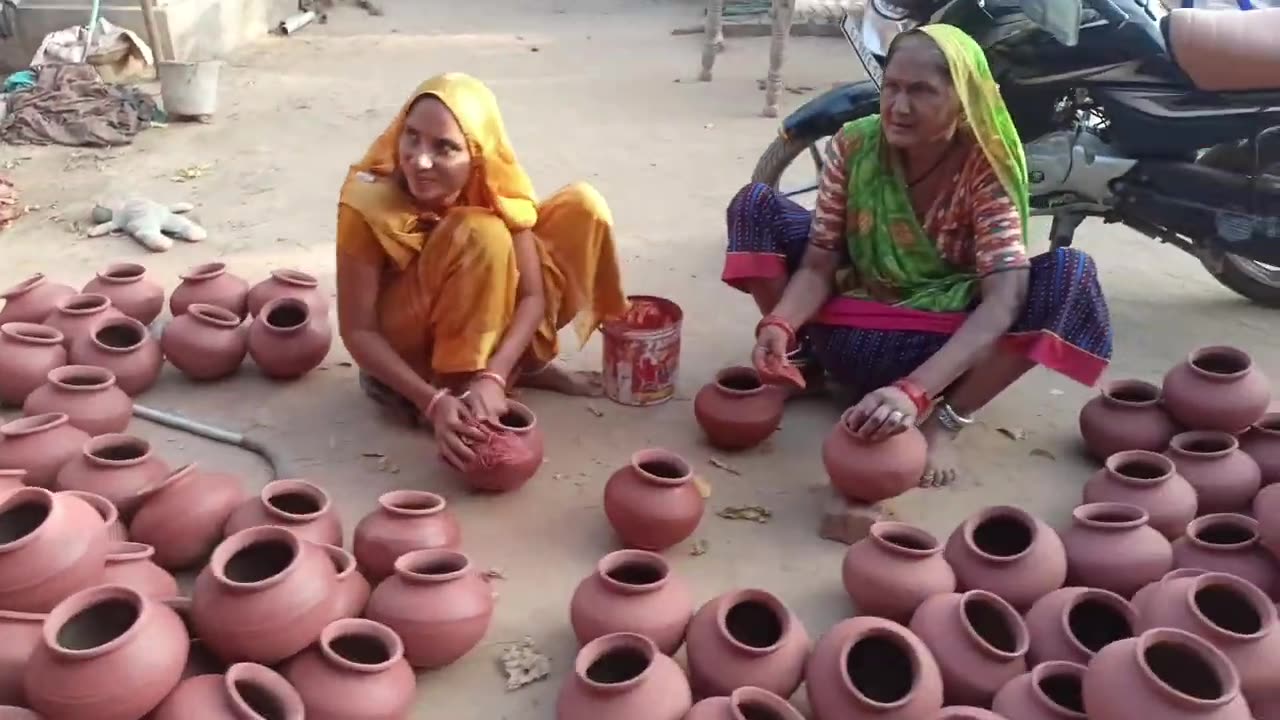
[780,80,881,141]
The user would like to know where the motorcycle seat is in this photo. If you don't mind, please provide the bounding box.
[1164,8,1280,92]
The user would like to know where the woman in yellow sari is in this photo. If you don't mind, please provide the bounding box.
[336,73,627,467]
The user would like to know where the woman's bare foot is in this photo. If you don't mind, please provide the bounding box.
[518,363,604,397]
[918,416,962,488]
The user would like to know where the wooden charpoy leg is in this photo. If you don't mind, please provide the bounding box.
[763,0,796,117]
[700,0,726,81]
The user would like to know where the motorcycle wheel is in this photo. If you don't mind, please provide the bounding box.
[1196,140,1280,308]
[752,133,829,198]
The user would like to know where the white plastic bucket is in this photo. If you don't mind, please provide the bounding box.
[157,60,220,118]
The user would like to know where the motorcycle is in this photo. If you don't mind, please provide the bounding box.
[752,0,1280,306]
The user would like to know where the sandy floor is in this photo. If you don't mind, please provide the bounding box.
[1,0,1278,715]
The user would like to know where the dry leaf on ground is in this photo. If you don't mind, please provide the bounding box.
[500,637,550,690]
[717,505,772,523]
[708,457,741,476]
[690,539,710,556]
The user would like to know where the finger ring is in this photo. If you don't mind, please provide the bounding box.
[888,410,905,423]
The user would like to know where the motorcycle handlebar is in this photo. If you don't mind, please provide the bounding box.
[1085,0,1132,27]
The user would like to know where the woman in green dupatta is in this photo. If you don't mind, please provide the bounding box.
[722,25,1112,487]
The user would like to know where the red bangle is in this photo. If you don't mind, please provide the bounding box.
[893,378,931,416]
[755,314,798,350]
[424,389,449,421]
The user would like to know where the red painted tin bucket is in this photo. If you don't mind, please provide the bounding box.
[601,296,683,407]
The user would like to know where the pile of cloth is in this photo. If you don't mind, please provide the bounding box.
[1,63,158,147]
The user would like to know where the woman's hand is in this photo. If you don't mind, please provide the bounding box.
[843,385,919,442]
[752,324,791,377]
[425,393,487,469]
[464,375,508,423]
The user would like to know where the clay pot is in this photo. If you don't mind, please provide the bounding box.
[0,274,75,326]
[102,541,179,598]
[1132,568,1207,616]
[823,421,927,504]
[0,473,23,498]
[0,488,109,613]
[282,618,416,720]
[169,262,249,319]
[130,463,247,570]
[1024,586,1137,665]
[1255,483,1280,559]
[151,662,305,720]
[319,544,370,621]
[805,616,944,720]
[161,596,225,680]
[1083,627,1252,719]
[247,269,330,317]
[1062,502,1173,597]
[67,316,163,396]
[685,686,804,720]
[1243,413,1280,487]
[991,661,1088,720]
[457,401,545,492]
[82,262,164,325]
[0,610,44,705]
[1079,379,1181,461]
[0,413,90,489]
[364,548,493,669]
[223,478,343,546]
[247,297,332,379]
[353,490,462,583]
[161,303,248,380]
[686,588,810,699]
[570,549,694,655]
[0,324,66,407]
[1083,450,1198,540]
[24,585,187,719]
[54,433,169,517]
[192,525,339,663]
[1165,431,1262,515]
[42,293,125,349]
[909,590,1029,707]
[693,366,785,450]
[557,632,690,720]
[943,505,1067,611]
[843,521,957,623]
[1172,513,1279,599]
[23,365,132,437]
[603,449,704,551]
[62,490,128,543]
[1163,345,1271,434]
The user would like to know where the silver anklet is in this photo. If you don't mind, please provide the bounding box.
[936,402,974,432]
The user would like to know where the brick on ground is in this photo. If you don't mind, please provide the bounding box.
[818,486,887,544]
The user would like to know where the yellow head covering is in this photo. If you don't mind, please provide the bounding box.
[339,73,538,269]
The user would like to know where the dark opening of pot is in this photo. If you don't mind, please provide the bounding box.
[392,496,441,512]
[638,460,686,480]
[1109,384,1159,404]
[1117,460,1168,480]
[234,680,287,720]
[268,491,321,516]
[63,372,106,387]
[225,540,296,583]
[498,409,532,430]
[1145,641,1224,700]
[719,370,763,392]
[737,702,786,720]
[1192,350,1249,377]
[0,501,48,543]
[1038,672,1086,713]
[1088,507,1143,525]
[329,632,392,666]
[881,530,935,552]
[726,600,783,649]
[1067,598,1134,652]
[66,297,106,311]
[1180,437,1234,455]
[1196,520,1255,546]
[845,635,913,704]
[1196,585,1262,635]
[412,556,467,576]
[57,598,138,651]
[266,303,307,330]
[586,647,650,684]
[96,323,142,349]
[92,440,147,462]
[606,561,665,586]
[107,266,144,280]
[964,596,1018,653]
[972,514,1032,558]
[13,325,58,342]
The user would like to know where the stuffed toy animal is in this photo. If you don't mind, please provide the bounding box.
[88,196,207,252]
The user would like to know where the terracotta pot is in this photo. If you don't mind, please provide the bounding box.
[686,588,810,699]
[1062,502,1173,597]
[23,365,132,437]
[685,686,804,720]
[1024,586,1137,666]
[1132,568,1207,616]
[570,549,693,655]
[603,449,704,551]
[0,472,23,498]
[161,303,248,381]
[130,463,246,570]
[0,610,44,705]
[82,262,164,325]
[1083,450,1198,540]
[62,490,128,543]
[223,478,343,546]
[1163,345,1271,434]
[909,590,1029,707]
[0,413,90,489]
[0,274,75,326]
[247,297,332,380]
[457,401,545,492]
[843,521,957,623]
[192,525,339,663]
[24,585,187,719]
[353,490,461,583]
[1083,627,1252,719]
[282,618,415,720]
[67,316,163,396]
[991,661,1088,720]
[102,541,179,599]
[556,632,692,720]
[0,324,66,408]
[693,366,785,450]
[1164,431,1262,515]
[247,269,330,317]
[1079,379,1181,461]
[805,616,944,720]
[1256,483,1280,560]
[41,293,125,349]
[942,505,1067,611]
[151,662,305,720]
[1172,513,1279,599]
[1243,413,1280,488]
[823,421,927,504]
[318,544,370,621]
[364,548,493,669]
[169,262,249,319]
[54,433,169,517]
[161,596,225,680]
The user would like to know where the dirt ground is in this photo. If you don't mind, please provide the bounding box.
[2,0,1278,715]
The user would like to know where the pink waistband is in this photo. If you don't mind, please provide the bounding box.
[813,297,968,333]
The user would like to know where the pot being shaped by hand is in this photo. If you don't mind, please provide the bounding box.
[23,365,133,437]
[320,544,371,622]
[1163,345,1271,434]
[991,661,1088,720]
[685,686,804,720]
[55,433,169,517]
[1023,586,1137,666]
[223,478,343,547]
[685,588,811,699]
[151,662,305,720]
[247,269,330,317]
[130,463,246,570]
[805,615,944,720]
[693,366,785,451]
[0,413,89,489]
[842,521,956,624]
[67,316,163,396]
[0,274,76,326]
[570,549,694,655]
[0,323,66,408]
[556,632,692,720]
[1242,413,1280,487]
[1164,432,1262,516]
[82,262,165,325]
[353,490,462,583]
[1083,450,1198,540]
[1172,513,1279,599]
[1079,379,1181,461]
[0,610,44,705]
[248,297,332,380]
[943,505,1067,611]
[1062,502,1173,598]
[908,590,1029,708]
[457,401,545,493]
[42,293,125,350]
[282,618,415,720]
[161,303,248,381]
[169,262,249,319]
[823,419,927,504]
[101,541,179,599]
[603,449,704,551]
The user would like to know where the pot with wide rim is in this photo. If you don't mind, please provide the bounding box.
[1162,345,1271,434]
[130,462,247,570]
[0,413,89,489]
[223,477,342,547]
[1062,502,1173,598]
[353,489,462,583]
[1172,513,1279,599]
[0,274,75,326]
[22,365,132,436]
[843,521,956,623]
[0,323,66,408]
[67,316,162,396]
[685,588,811,699]
[169,262,249,319]
[570,548,694,655]
[805,615,945,720]
[1165,431,1261,515]
[54,433,169,517]
[150,661,305,720]
[247,268,330,317]
[1079,379,1181,461]
[161,303,248,381]
[282,618,416,720]
[943,505,1067,610]
[1083,450,1197,540]
[693,366,785,451]
[1024,586,1137,666]
[908,590,1030,708]
[41,293,124,349]
[555,632,692,720]
[603,448,704,551]
[991,661,1088,720]
[82,262,165,325]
